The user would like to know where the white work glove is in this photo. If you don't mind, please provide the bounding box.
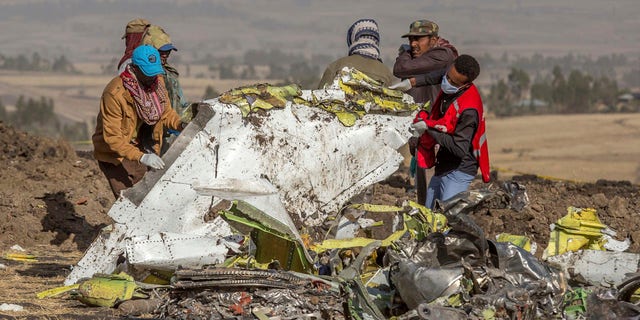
[140,153,165,170]
[389,79,412,92]
[411,121,428,137]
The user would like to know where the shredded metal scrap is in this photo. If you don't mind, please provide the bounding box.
[173,267,311,289]
[161,267,345,319]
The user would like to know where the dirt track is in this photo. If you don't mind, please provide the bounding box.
[0,120,639,319]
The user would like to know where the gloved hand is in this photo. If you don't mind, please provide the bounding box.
[140,153,165,170]
[389,79,412,92]
[411,121,428,137]
[408,136,418,156]
[398,44,411,54]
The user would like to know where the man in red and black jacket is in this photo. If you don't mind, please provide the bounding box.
[411,54,490,208]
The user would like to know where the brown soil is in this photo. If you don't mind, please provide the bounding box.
[0,121,114,252]
[468,176,640,254]
[1,121,639,318]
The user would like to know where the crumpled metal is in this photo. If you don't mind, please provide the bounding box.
[390,262,465,309]
[469,285,536,319]
[397,303,468,320]
[433,189,495,216]
[488,241,560,288]
[387,216,487,309]
[502,181,529,212]
[387,189,567,318]
[306,67,419,126]
[487,240,566,315]
[218,83,302,117]
[546,250,639,287]
[586,288,640,319]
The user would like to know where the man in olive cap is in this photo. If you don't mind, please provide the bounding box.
[390,19,458,207]
[142,25,189,121]
[392,20,458,104]
[93,45,186,198]
[142,25,192,155]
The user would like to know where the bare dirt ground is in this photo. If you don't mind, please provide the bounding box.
[0,121,117,319]
[0,115,639,319]
[486,113,640,184]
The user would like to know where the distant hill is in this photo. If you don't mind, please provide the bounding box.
[1,0,639,64]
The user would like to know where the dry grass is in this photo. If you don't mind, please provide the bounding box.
[0,248,119,319]
[487,113,640,183]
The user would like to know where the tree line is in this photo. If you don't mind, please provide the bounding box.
[0,53,77,73]
[478,51,640,116]
[486,66,635,116]
[0,96,87,141]
[0,50,637,142]
[201,48,333,89]
[198,50,640,111]
[0,85,221,142]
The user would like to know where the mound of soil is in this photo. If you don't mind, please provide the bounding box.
[0,121,113,251]
[469,175,640,253]
[375,170,640,253]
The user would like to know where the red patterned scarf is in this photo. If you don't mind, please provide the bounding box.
[118,32,144,69]
[120,65,167,125]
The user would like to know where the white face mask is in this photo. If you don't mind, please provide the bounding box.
[441,75,459,94]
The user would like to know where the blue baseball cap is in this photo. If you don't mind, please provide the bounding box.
[159,43,178,52]
[132,45,165,77]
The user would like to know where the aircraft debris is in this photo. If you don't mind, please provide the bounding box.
[40,72,640,318]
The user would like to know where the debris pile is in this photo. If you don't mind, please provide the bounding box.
[40,189,640,319]
[3,71,640,319]
[162,268,343,319]
[54,73,640,318]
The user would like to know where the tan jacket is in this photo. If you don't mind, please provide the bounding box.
[92,75,182,165]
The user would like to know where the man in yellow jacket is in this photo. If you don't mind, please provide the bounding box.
[93,45,185,198]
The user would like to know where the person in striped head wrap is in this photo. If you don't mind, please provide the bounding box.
[347,18,381,60]
[317,18,393,88]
